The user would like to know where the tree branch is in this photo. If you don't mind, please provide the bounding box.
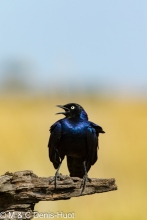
[0,170,117,219]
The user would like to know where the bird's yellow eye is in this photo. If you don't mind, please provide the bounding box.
[71,106,75,109]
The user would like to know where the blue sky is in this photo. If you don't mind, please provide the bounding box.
[0,0,147,96]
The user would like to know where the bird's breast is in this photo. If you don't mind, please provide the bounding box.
[62,121,87,136]
[58,121,88,158]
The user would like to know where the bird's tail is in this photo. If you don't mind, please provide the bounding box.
[66,156,88,178]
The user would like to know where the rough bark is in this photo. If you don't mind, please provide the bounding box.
[0,170,117,219]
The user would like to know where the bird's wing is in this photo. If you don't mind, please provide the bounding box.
[48,121,62,169]
[86,122,105,171]
[90,122,105,136]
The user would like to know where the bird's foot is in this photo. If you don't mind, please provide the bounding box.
[49,173,63,189]
[80,174,91,195]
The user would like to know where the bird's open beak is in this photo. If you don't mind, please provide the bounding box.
[56,105,69,115]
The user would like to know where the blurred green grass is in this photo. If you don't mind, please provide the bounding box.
[0,96,147,219]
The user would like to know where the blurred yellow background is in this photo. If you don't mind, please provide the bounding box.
[0,95,146,220]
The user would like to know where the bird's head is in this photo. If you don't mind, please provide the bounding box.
[56,103,88,120]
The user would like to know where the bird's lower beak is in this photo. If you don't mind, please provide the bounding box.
[56,105,69,115]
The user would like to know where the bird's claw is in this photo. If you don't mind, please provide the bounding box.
[80,174,91,195]
[49,173,63,189]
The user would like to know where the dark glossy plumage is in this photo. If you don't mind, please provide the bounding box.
[48,103,105,192]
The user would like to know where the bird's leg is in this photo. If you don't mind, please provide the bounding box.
[49,161,63,189]
[80,161,91,194]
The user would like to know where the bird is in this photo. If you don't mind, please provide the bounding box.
[48,103,105,193]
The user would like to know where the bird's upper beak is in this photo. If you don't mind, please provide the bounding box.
[56,105,69,115]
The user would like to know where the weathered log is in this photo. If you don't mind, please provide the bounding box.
[0,170,117,219]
